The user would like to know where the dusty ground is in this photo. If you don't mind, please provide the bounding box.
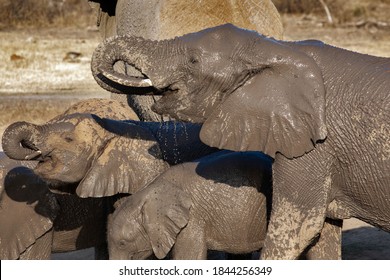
[0,13,389,260]
[0,26,109,147]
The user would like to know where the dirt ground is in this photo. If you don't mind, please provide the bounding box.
[0,13,389,260]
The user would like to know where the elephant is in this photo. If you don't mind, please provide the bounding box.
[0,98,138,259]
[91,24,390,259]
[0,152,116,259]
[1,96,221,259]
[2,108,218,199]
[108,150,272,260]
[88,0,283,121]
[0,152,58,259]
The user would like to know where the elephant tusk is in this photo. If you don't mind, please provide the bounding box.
[141,78,153,86]
[98,67,153,87]
[25,150,42,160]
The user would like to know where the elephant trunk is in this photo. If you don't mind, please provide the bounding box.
[91,36,161,93]
[2,122,42,160]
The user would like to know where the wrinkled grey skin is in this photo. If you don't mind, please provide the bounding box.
[108,151,272,260]
[88,0,283,121]
[92,24,390,259]
[2,113,217,199]
[1,98,216,259]
[0,152,111,259]
[0,99,138,259]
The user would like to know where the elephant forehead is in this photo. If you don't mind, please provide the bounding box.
[69,118,106,141]
[182,24,252,46]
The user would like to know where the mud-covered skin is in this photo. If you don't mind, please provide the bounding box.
[0,153,114,260]
[108,151,272,260]
[93,24,389,259]
[88,0,283,121]
[0,99,137,259]
[2,107,218,198]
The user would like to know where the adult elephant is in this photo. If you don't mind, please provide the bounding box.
[88,0,283,121]
[91,24,390,259]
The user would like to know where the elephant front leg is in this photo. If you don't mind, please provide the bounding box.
[261,152,333,260]
[304,218,343,260]
[171,223,207,260]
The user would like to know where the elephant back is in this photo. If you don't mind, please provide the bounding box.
[159,0,283,40]
[60,98,139,121]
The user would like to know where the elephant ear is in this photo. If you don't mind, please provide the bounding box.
[142,181,192,259]
[76,130,169,198]
[0,166,58,259]
[200,48,327,159]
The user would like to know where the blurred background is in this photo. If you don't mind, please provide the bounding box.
[0,0,390,29]
[0,0,389,28]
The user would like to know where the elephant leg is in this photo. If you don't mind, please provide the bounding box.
[261,150,333,260]
[303,218,343,259]
[171,224,207,260]
[19,229,53,260]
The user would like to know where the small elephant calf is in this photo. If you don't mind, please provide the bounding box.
[108,151,272,260]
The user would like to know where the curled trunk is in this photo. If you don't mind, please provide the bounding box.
[2,122,41,160]
[91,36,157,94]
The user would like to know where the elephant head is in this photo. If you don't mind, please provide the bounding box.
[92,24,327,159]
[1,113,168,197]
[108,184,191,260]
[0,153,59,259]
[88,0,283,122]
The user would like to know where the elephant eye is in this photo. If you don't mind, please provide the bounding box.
[64,136,73,143]
[189,56,199,65]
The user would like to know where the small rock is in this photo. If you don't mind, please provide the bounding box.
[10,54,25,61]
[63,51,82,63]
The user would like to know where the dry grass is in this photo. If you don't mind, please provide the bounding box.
[0,28,106,95]
[0,0,95,29]
[273,0,390,24]
[0,0,389,29]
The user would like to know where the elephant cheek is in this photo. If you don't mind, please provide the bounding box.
[34,159,58,179]
[34,155,86,183]
[151,96,178,118]
[152,95,206,123]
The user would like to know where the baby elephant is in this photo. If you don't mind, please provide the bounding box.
[108,151,272,260]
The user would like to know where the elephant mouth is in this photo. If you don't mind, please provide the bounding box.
[34,152,57,176]
[99,64,176,96]
[20,139,43,160]
[98,65,155,89]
